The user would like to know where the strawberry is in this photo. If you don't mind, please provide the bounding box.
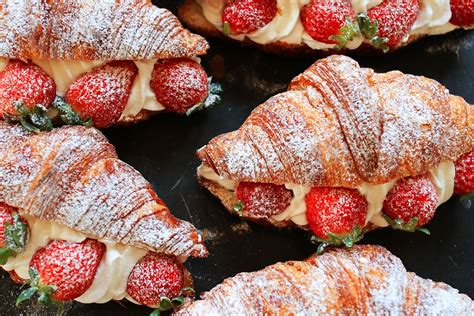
[382,174,437,233]
[454,151,474,195]
[17,239,105,306]
[0,203,29,265]
[65,61,138,128]
[0,60,56,118]
[126,252,185,308]
[301,0,358,46]
[150,58,211,114]
[305,187,367,252]
[365,0,420,48]
[221,0,277,35]
[450,0,474,27]
[234,182,292,218]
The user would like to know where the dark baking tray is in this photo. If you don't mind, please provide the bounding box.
[1,2,473,314]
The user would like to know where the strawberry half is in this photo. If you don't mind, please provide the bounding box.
[454,151,474,196]
[126,252,185,309]
[450,0,474,27]
[150,58,216,115]
[221,0,277,35]
[0,203,29,265]
[382,174,438,233]
[65,61,138,129]
[305,187,368,252]
[0,60,56,118]
[17,239,105,306]
[365,0,420,48]
[234,182,292,218]
[301,0,358,46]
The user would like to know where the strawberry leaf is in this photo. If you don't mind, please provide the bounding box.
[222,21,231,35]
[4,102,53,133]
[186,78,223,116]
[0,248,14,265]
[0,212,29,264]
[357,13,389,53]
[460,192,474,202]
[159,297,173,311]
[16,287,37,306]
[172,296,184,307]
[383,214,430,234]
[331,18,360,50]
[52,96,93,127]
[312,225,365,252]
[232,201,244,213]
[150,310,161,316]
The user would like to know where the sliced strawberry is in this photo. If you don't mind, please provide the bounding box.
[0,203,29,265]
[454,151,474,195]
[150,58,209,114]
[383,174,438,232]
[65,61,138,128]
[301,0,357,45]
[305,187,367,250]
[450,0,474,27]
[126,252,184,308]
[235,182,292,218]
[221,0,277,35]
[0,60,56,118]
[17,239,105,305]
[366,0,420,48]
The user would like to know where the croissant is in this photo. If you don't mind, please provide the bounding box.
[0,122,207,309]
[175,245,473,315]
[0,0,220,130]
[197,55,473,246]
[179,0,474,56]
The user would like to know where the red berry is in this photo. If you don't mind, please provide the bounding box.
[0,60,56,118]
[126,252,184,307]
[65,61,138,128]
[383,175,438,228]
[301,0,356,44]
[0,203,17,247]
[450,0,474,26]
[235,182,293,218]
[367,0,420,47]
[454,151,474,195]
[150,58,208,114]
[29,239,106,301]
[222,0,277,35]
[305,187,367,240]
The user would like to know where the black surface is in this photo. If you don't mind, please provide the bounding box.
[1,2,473,315]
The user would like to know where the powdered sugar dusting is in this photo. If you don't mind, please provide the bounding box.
[0,123,207,258]
[0,0,208,60]
[176,245,473,315]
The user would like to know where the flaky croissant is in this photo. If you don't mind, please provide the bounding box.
[0,0,219,128]
[0,122,207,258]
[197,55,473,239]
[176,245,473,315]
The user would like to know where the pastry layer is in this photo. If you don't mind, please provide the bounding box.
[197,161,455,227]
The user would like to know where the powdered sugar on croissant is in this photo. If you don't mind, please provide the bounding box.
[197,55,473,232]
[176,245,473,315]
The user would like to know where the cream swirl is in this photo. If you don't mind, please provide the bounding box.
[197,161,456,227]
[1,213,149,304]
[0,58,165,121]
[198,0,461,50]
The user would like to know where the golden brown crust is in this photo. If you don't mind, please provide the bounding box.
[0,122,208,258]
[197,55,474,188]
[176,245,473,315]
[0,0,209,61]
[178,0,423,57]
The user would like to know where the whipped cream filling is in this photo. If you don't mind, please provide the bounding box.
[197,161,455,227]
[198,0,462,50]
[0,58,165,120]
[1,213,149,304]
